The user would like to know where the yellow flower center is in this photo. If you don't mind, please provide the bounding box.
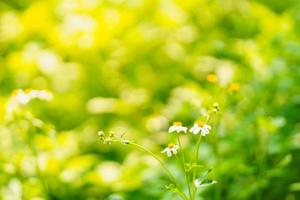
[168,143,175,148]
[206,74,218,83]
[24,89,32,94]
[173,122,182,126]
[196,120,205,127]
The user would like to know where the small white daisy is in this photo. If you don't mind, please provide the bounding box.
[6,89,53,112]
[168,122,188,133]
[29,90,53,101]
[13,89,31,104]
[189,120,211,136]
[12,89,52,105]
[194,178,217,188]
[194,179,202,188]
[161,143,179,157]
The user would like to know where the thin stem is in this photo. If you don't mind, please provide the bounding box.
[192,135,202,200]
[175,188,190,200]
[177,135,192,200]
[130,142,175,182]
[194,136,202,169]
[192,115,210,199]
[129,142,189,200]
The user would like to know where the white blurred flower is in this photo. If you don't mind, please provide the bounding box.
[194,179,201,188]
[161,143,179,157]
[2,178,22,200]
[194,178,217,188]
[6,89,52,112]
[13,90,31,105]
[96,162,121,184]
[13,89,52,104]
[168,122,187,133]
[189,121,211,136]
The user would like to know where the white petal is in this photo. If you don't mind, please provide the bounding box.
[181,126,188,133]
[190,125,201,134]
[200,126,211,136]
[194,179,201,187]
[171,146,179,155]
[161,147,168,153]
[204,125,211,130]
[166,150,172,157]
[203,129,210,136]
[189,126,196,133]
[172,148,178,155]
[168,126,177,133]
[176,126,187,133]
[174,127,181,133]
[38,91,52,100]
[16,92,30,104]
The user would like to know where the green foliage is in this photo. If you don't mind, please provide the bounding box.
[1,0,300,199]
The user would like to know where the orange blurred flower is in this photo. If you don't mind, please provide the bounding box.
[228,83,240,93]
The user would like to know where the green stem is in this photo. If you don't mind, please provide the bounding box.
[192,135,202,200]
[177,136,192,200]
[129,142,188,200]
[195,136,202,169]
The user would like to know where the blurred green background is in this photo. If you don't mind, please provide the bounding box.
[1,0,300,199]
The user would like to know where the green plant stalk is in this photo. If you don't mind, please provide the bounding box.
[211,128,221,200]
[191,112,214,199]
[129,142,189,200]
[192,135,202,200]
[209,110,221,200]
[177,135,192,200]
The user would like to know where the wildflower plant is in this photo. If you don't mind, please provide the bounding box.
[98,104,218,200]
[6,89,53,113]
[2,89,55,199]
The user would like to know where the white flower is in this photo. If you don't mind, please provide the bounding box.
[13,89,31,104]
[29,90,53,101]
[12,89,52,105]
[168,122,187,133]
[194,178,217,188]
[194,179,202,188]
[161,143,179,157]
[189,121,211,136]
[6,89,53,112]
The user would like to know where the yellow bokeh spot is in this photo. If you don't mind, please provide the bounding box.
[22,2,53,34]
[206,74,218,83]
[228,83,240,93]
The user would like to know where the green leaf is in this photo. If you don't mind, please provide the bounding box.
[199,180,217,187]
[198,169,212,182]
[290,183,300,191]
